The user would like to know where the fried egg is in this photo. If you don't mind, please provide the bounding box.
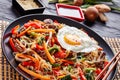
[57,25,98,53]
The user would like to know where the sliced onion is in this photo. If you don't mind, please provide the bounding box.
[15,55,30,62]
[46,32,52,46]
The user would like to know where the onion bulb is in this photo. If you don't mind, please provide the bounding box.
[85,6,99,22]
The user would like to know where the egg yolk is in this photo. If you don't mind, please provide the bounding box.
[64,34,81,45]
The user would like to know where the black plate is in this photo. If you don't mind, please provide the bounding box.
[1,14,117,80]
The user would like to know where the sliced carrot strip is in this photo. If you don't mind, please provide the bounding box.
[43,41,55,64]
[17,26,32,37]
[28,29,56,34]
[61,59,74,65]
[11,25,20,34]
[16,53,40,70]
[18,64,50,80]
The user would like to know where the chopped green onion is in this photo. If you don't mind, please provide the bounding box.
[52,63,60,67]
[29,32,37,38]
[67,65,72,72]
[61,75,72,80]
[84,68,96,73]
[37,37,45,45]
[85,70,95,80]
[48,45,60,54]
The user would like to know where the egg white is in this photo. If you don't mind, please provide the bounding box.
[57,25,98,53]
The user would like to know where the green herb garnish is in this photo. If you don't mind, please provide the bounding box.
[61,75,72,80]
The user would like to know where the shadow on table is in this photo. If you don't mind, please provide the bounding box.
[11,6,21,18]
[83,19,106,27]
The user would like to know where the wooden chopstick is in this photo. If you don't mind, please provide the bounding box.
[102,56,120,80]
[95,51,120,80]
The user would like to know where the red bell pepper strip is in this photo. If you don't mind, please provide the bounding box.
[98,61,109,78]
[22,61,34,67]
[36,44,44,50]
[52,66,61,71]
[22,60,39,70]
[9,37,18,52]
[104,61,109,67]
[54,50,66,59]
[54,37,59,45]
[61,59,74,65]
[95,68,102,75]
[52,69,60,76]
[78,67,87,80]
[96,68,105,79]
[24,21,42,29]
[16,53,40,70]
[95,61,108,79]
[54,20,59,23]
[63,63,69,66]
[11,25,19,34]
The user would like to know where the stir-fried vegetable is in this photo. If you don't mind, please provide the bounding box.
[78,67,87,80]
[54,50,66,59]
[84,68,96,72]
[85,69,95,80]
[9,37,18,52]
[24,21,42,29]
[9,19,109,80]
[11,25,19,35]
[28,29,56,34]
[18,64,50,80]
[52,63,61,68]
[61,75,72,80]
[48,44,60,54]
[17,26,32,37]
[37,37,45,45]
[36,44,44,50]
[43,41,55,64]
